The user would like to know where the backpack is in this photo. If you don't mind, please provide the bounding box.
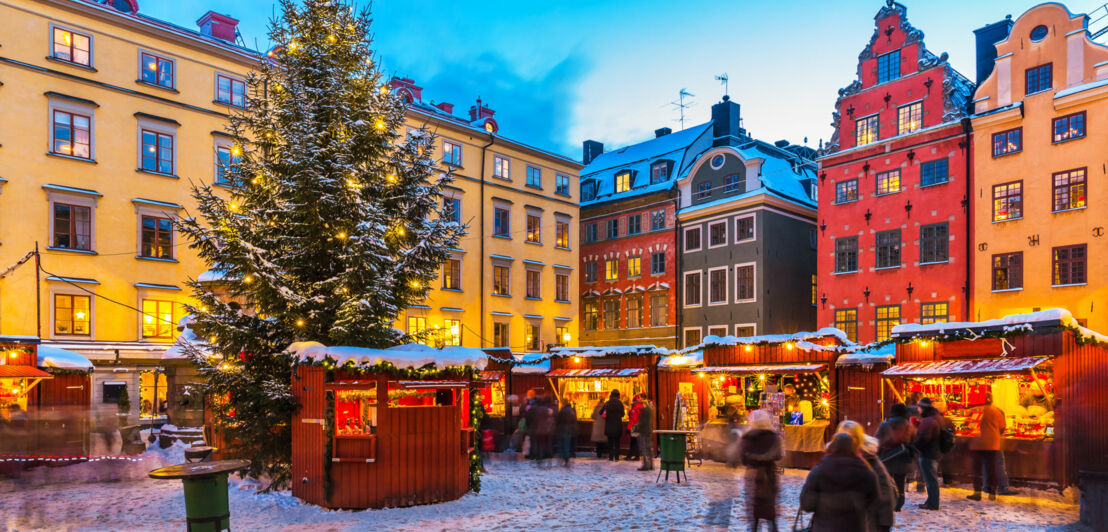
[939,426,955,454]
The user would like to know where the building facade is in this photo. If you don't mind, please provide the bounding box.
[0,0,255,422]
[816,2,974,343]
[970,3,1108,330]
[576,124,712,349]
[678,98,818,347]
[388,78,582,353]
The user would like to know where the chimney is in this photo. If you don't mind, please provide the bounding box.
[711,95,743,147]
[387,77,423,103]
[774,140,790,148]
[433,102,454,114]
[582,140,604,165]
[654,127,672,138]
[197,11,239,44]
[468,97,495,122]
[973,15,1013,85]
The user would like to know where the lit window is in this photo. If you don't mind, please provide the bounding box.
[140,52,174,88]
[992,181,1022,221]
[1052,112,1086,143]
[583,301,598,330]
[992,128,1022,157]
[526,214,541,243]
[605,259,618,281]
[920,302,948,324]
[525,323,541,351]
[140,215,174,259]
[1052,244,1086,285]
[407,316,427,335]
[897,102,922,135]
[615,171,632,193]
[875,169,900,196]
[53,28,91,66]
[1052,168,1086,212]
[54,294,91,336]
[52,110,92,159]
[875,305,899,342]
[555,220,570,248]
[141,129,174,174]
[855,115,879,146]
[834,309,858,342]
[444,319,462,346]
[627,256,641,278]
[492,265,510,296]
[142,299,175,338]
[992,252,1022,291]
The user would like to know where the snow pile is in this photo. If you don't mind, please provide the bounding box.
[163,316,208,360]
[678,328,851,355]
[288,342,487,370]
[835,342,896,367]
[36,345,93,371]
[196,269,228,283]
[548,345,672,358]
[658,350,703,369]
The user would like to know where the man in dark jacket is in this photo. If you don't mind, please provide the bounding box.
[633,395,655,471]
[912,398,943,510]
[555,401,578,467]
[800,432,879,532]
[601,390,625,462]
[876,403,916,511]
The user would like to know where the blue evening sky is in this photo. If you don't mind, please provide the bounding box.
[143,0,1100,159]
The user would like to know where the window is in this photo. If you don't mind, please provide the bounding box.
[735,215,754,242]
[897,102,922,135]
[1053,244,1087,285]
[684,272,702,307]
[735,264,755,301]
[724,174,744,193]
[52,203,91,250]
[650,252,665,275]
[835,179,859,204]
[684,328,702,347]
[834,237,858,273]
[875,229,901,268]
[526,214,541,243]
[215,74,245,107]
[651,209,666,230]
[141,299,175,338]
[140,130,174,174]
[708,268,728,304]
[555,325,569,346]
[604,259,619,281]
[606,218,619,239]
[651,162,668,184]
[443,319,462,346]
[650,294,668,326]
[555,220,570,248]
[919,223,949,263]
[140,52,174,88]
[442,258,461,290]
[1052,168,1086,212]
[708,221,727,247]
[102,383,126,405]
[493,207,510,237]
[708,326,728,337]
[876,49,900,84]
[627,214,642,235]
[811,274,817,306]
[493,322,509,347]
[1025,63,1052,95]
[493,265,510,295]
[493,155,510,179]
[834,309,858,342]
[581,181,596,202]
[992,181,1023,221]
[1053,112,1086,143]
[140,215,174,259]
[52,110,92,159]
[526,270,541,299]
[615,171,632,193]
[407,316,427,335]
[443,197,461,223]
[555,273,569,301]
[920,302,949,324]
[54,294,91,336]
[696,181,712,199]
[583,301,598,330]
[992,252,1022,291]
[555,174,570,196]
[584,223,597,243]
[603,299,620,329]
[732,325,753,337]
[216,145,241,185]
[526,166,542,188]
[443,140,462,166]
[992,128,1022,157]
[584,262,598,283]
[855,115,879,146]
[684,226,702,252]
[875,169,900,196]
[875,305,900,342]
[53,27,91,66]
[626,297,642,328]
[627,256,642,278]
[920,158,949,186]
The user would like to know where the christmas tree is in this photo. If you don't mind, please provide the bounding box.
[177,0,463,488]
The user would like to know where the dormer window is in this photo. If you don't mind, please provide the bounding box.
[581,180,597,201]
[876,50,900,84]
[615,171,632,193]
[650,162,669,184]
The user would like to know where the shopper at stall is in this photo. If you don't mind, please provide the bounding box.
[555,400,578,467]
[528,397,554,466]
[602,390,625,462]
[626,395,643,461]
[912,398,944,510]
[876,403,915,511]
[634,395,655,471]
[799,432,879,532]
[838,421,897,532]
[967,395,1005,501]
[741,410,783,532]
[591,399,607,458]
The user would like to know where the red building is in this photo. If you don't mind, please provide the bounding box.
[816,2,974,343]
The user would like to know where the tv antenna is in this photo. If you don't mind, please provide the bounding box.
[715,73,729,97]
[670,88,695,130]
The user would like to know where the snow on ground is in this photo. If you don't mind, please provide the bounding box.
[0,448,1086,531]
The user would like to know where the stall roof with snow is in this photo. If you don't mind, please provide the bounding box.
[548,345,672,358]
[891,308,1108,345]
[37,345,94,371]
[288,342,487,370]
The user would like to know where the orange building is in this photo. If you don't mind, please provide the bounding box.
[971,3,1108,330]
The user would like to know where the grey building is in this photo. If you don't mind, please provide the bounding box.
[676,97,818,347]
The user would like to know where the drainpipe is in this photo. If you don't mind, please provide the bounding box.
[961,117,972,322]
[673,191,683,348]
[478,133,495,347]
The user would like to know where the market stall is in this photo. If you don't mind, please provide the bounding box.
[289,342,486,509]
[884,309,1108,488]
[833,343,896,433]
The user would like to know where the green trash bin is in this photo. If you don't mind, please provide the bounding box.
[150,459,250,532]
[656,430,691,483]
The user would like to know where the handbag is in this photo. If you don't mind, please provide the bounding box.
[791,508,812,532]
[879,443,909,463]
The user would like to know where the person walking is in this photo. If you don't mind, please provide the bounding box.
[967,394,1005,501]
[875,403,915,511]
[602,390,625,462]
[912,398,943,510]
[530,397,555,467]
[555,400,578,467]
[634,395,655,471]
[800,432,879,532]
[626,395,643,461]
[591,399,607,458]
[741,410,783,532]
[839,421,897,532]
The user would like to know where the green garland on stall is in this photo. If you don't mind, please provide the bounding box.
[470,394,485,491]
[323,390,335,504]
[315,358,478,381]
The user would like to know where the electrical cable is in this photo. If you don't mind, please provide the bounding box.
[38,261,178,326]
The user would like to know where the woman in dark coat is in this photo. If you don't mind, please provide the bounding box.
[839,421,897,532]
[601,390,625,462]
[555,401,578,467]
[740,410,783,532]
[800,432,879,532]
[875,403,915,511]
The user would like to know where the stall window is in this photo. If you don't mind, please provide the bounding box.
[139,370,167,419]
[875,305,900,342]
[141,299,175,338]
[834,309,858,342]
[902,367,1054,440]
[1052,244,1086,286]
[336,385,378,435]
[603,299,620,329]
[920,302,948,324]
[650,294,668,327]
[992,252,1023,291]
[557,374,645,421]
[389,382,455,407]
[54,294,91,336]
[627,297,643,328]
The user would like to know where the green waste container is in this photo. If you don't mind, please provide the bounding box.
[655,430,692,483]
[150,459,250,532]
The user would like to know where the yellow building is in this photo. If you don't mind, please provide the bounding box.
[971,3,1108,330]
[388,78,582,353]
[0,0,256,420]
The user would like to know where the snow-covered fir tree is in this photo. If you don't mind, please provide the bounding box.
[177,0,463,487]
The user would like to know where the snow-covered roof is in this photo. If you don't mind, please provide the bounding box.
[658,351,703,369]
[835,342,896,367]
[289,342,487,370]
[891,308,1108,345]
[37,345,94,371]
[511,353,551,374]
[196,269,228,283]
[581,122,712,207]
[163,315,208,360]
[677,140,817,210]
[678,328,851,355]
[1054,77,1108,99]
[548,345,672,358]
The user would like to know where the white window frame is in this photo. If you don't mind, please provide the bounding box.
[49,23,94,68]
[683,326,703,347]
[45,188,99,252]
[134,202,181,261]
[137,48,176,90]
[707,325,729,338]
[683,270,703,308]
[48,96,97,160]
[734,323,757,337]
[707,266,729,306]
[136,116,178,176]
[734,261,757,303]
[707,220,728,249]
[683,225,703,253]
[734,213,756,243]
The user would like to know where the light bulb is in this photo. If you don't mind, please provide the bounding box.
[75,311,85,319]
[562,332,571,343]
[396,227,406,236]
[786,343,794,350]
[230,203,239,210]
[337,232,347,239]
[573,356,580,363]
[144,315,153,323]
[231,146,242,156]
[327,34,337,43]
[243,275,253,284]
[296,319,305,327]
[744,345,752,352]
[8,351,17,359]
[374,119,386,131]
